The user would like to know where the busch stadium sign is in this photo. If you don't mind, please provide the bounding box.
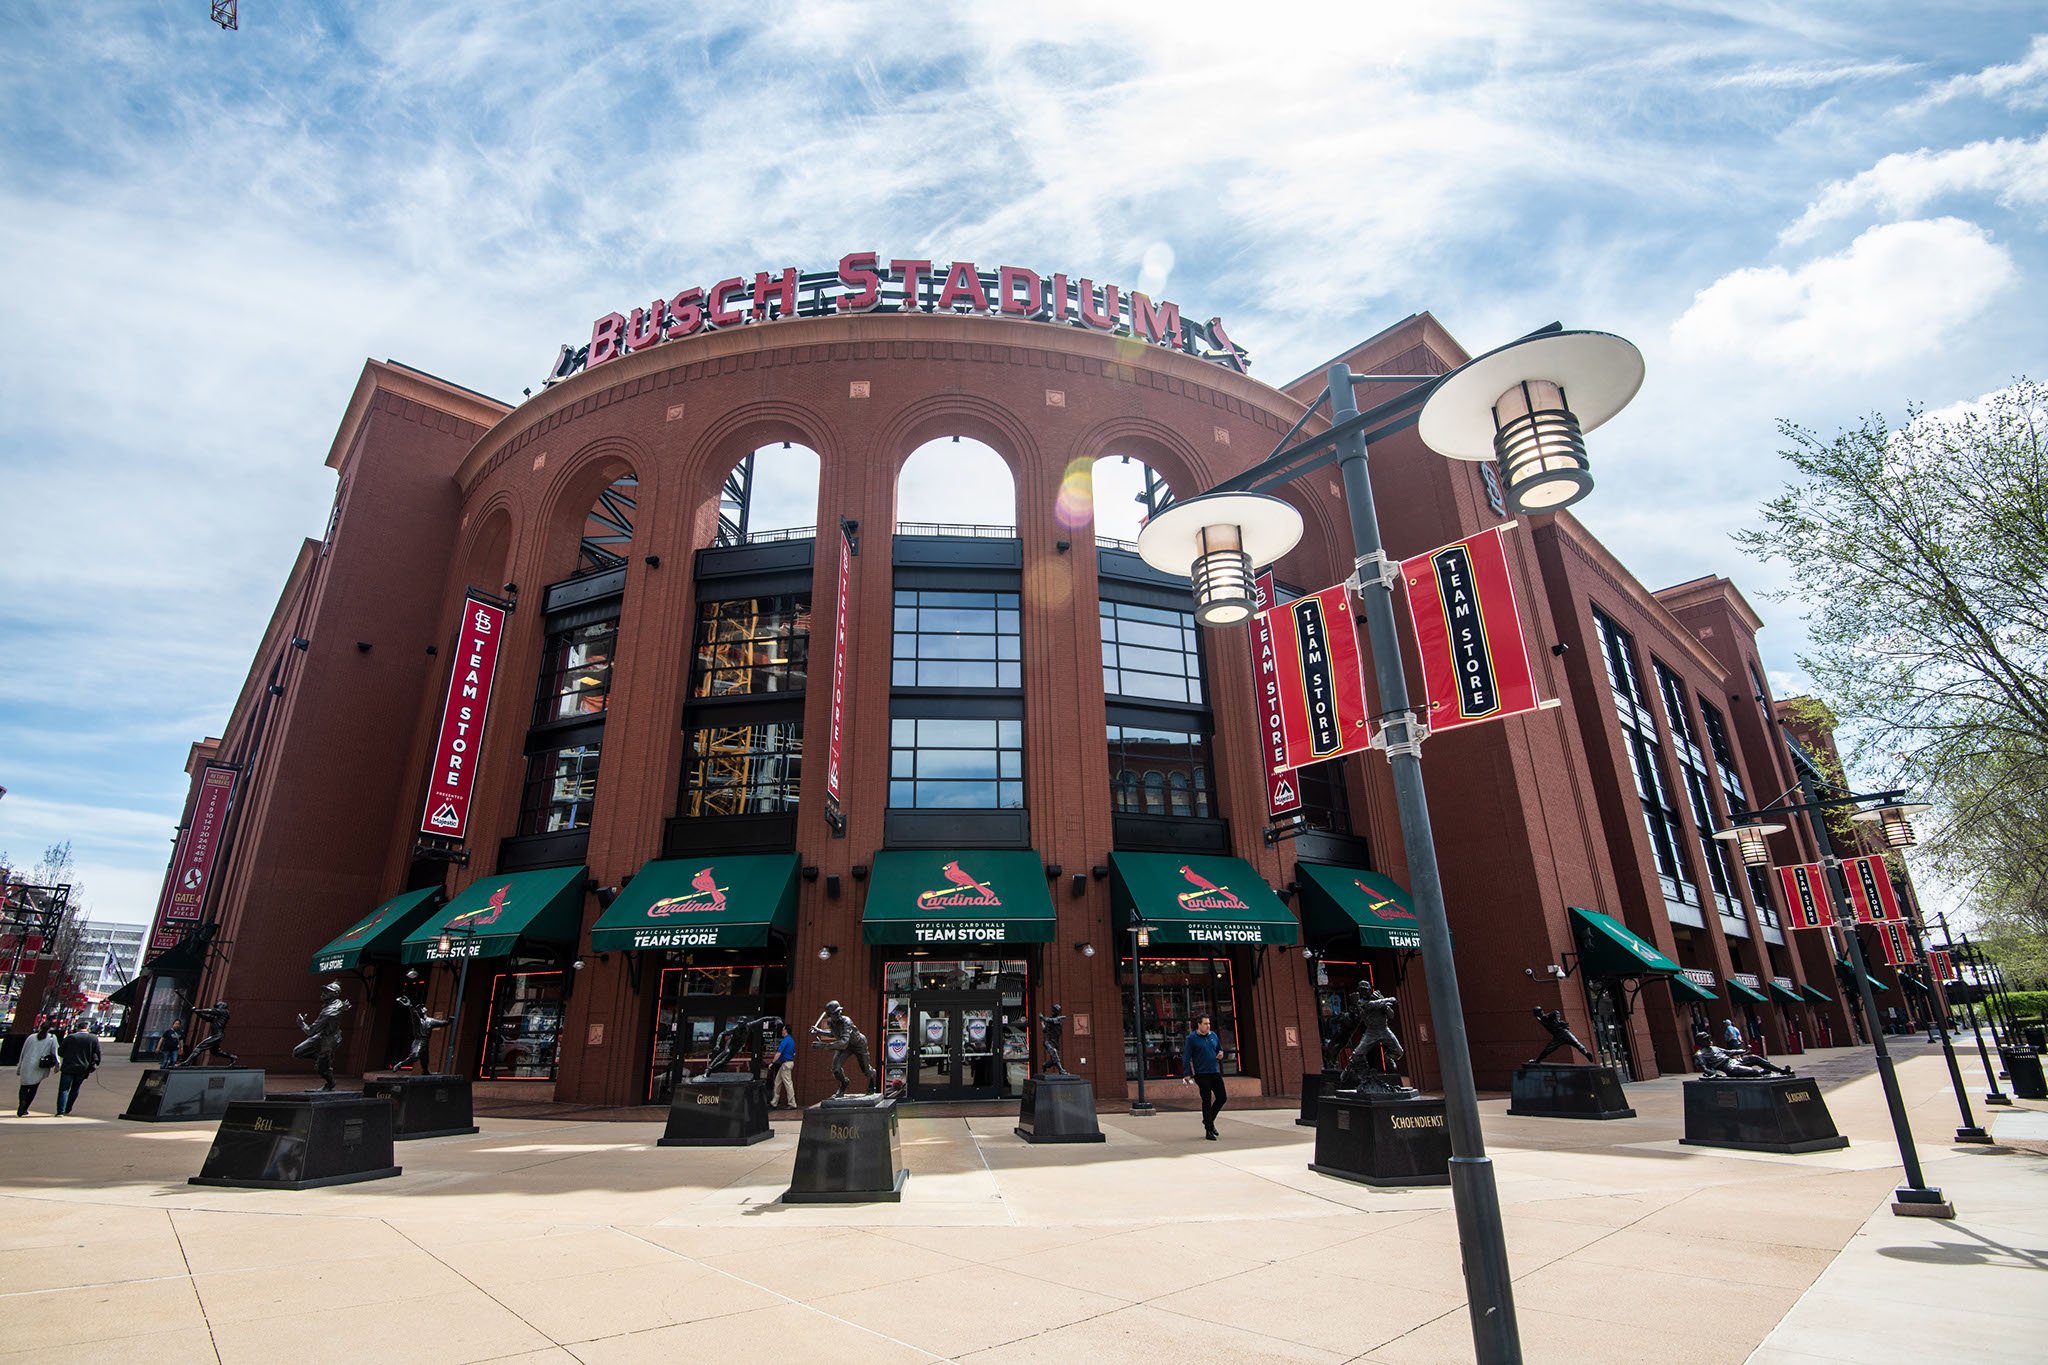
[545,252,1249,385]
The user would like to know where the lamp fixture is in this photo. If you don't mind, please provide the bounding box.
[435,932,452,955]
[593,885,620,909]
[1852,802,1930,850]
[801,865,820,882]
[1415,330,1644,515]
[1077,942,1096,957]
[817,944,837,960]
[290,636,310,650]
[644,554,662,568]
[1711,819,1786,869]
[851,864,869,880]
[355,641,372,653]
[826,874,841,899]
[1045,863,1063,880]
[267,684,284,696]
[1134,491,1304,627]
[1070,872,1087,898]
[571,958,585,971]
[1091,864,1110,880]
[1134,925,1151,948]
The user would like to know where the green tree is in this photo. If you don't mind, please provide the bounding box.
[1733,380,2048,971]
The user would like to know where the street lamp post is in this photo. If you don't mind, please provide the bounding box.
[1136,326,1646,1365]
[436,923,479,1077]
[1951,931,2012,1106]
[1128,916,1153,1115]
[1921,911,1999,1131]
[1899,911,1988,1143]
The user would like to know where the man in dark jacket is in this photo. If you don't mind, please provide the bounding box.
[54,1020,101,1115]
[1180,1015,1227,1140]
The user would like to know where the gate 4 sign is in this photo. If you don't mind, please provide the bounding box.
[1254,582,1372,771]
[419,592,508,840]
[1776,862,1829,930]
[1841,855,1903,923]
[1399,526,1540,733]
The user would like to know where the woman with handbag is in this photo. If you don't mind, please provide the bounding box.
[13,1020,58,1116]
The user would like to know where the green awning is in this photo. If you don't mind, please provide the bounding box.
[590,854,798,952]
[400,865,588,964]
[1110,852,1299,946]
[1800,983,1833,1003]
[862,850,1056,945]
[1727,978,1769,1004]
[141,924,213,977]
[106,977,143,1008]
[1899,972,1930,993]
[1836,958,1891,993]
[1569,907,1680,978]
[1670,974,1719,1003]
[1296,864,1422,949]
[309,887,444,974]
[1769,980,1805,1006]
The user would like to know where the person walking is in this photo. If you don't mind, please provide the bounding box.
[13,1021,59,1116]
[55,1019,102,1116]
[1720,1018,1743,1050]
[157,1021,185,1067]
[1180,1015,1227,1140]
[769,1023,797,1110]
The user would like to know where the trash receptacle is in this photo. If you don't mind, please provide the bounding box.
[2000,1048,2047,1101]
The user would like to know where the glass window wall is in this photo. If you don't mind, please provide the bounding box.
[888,718,1023,809]
[518,742,602,834]
[891,589,1020,689]
[1120,956,1242,1080]
[682,721,803,816]
[479,971,564,1081]
[692,595,809,697]
[533,619,618,724]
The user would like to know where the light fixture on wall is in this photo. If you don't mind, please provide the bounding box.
[1077,942,1095,957]
[1071,873,1087,898]
[817,944,837,961]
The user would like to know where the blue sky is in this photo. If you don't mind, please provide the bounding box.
[2,3,2043,926]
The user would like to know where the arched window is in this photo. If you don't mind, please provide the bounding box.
[1142,771,1167,815]
[716,442,820,546]
[1168,771,1191,815]
[1112,769,1138,813]
[897,437,1014,533]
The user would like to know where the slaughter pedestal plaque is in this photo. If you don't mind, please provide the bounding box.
[1014,1074,1105,1143]
[1506,1064,1637,1120]
[1680,1077,1849,1154]
[659,1074,772,1147]
[119,1067,266,1122]
[362,1074,478,1140]
[188,1094,401,1190]
[782,1097,908,1203]
[1297,1070,1338,1127]
[1310,1093,1452,1187]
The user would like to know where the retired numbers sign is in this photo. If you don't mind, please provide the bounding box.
[1776,862,1830,930]
[1399,525,1540,732]
[1255,582,1372,771]
[420,593,508,840]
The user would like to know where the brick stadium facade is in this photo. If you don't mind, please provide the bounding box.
[130,294,1918,1105]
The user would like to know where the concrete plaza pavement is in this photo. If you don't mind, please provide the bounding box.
[0,1037,2042,1364]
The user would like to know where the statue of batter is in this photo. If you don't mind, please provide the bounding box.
[175,1001,239,1069]
[386,994,449,1073]
[705,1014,785,1080]
[1337,986,1415,1097]
[809,999,876,1097]
[1038,1005,1067,1075]
[293,982,351,1091]
[1692,1030,1794,1080]
[1527,1007,1595,1065]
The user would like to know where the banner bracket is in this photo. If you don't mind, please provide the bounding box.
[1372,711,1431,760]
[1347,550,1400,595]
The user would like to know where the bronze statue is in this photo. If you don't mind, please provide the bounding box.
[1692,1030,1794,1080]
[1039,1005,1066,1075]
[1528,1007,1594,1065]
[705,1014,785,1080]
[293,982,351,1090]
[809,999,876,1097]
[176,1001,239,1068]
[387,994,449,1072]
[1337,987,1415,1097]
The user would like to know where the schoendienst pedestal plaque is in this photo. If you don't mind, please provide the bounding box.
[782,1096,907,1203]
[1506,1063,1637,1120]
[659,1074,772,1147]
[1309,1092,1452,1187]
[1679,1077,1849,1154]
[119,1067,266,1122]
[1014,1073,1105,1143]
[188,1093,401,1190]
[362,1074,479,1140]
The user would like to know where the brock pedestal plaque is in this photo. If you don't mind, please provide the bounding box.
[1310,1093,1452,1187]
[1014,1074,1105,1143]
[1679,1077,1849,1154]
[659,1074,772,1147]
[782,1097,908,1203]
[188,1094,401,1190]
[1506,1064,1637,1120]
[119,1067,266,1122]
[362,1074,479,1140]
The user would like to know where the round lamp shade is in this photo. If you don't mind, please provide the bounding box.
[1417,330,1646,461]
[1135,492,1305,574]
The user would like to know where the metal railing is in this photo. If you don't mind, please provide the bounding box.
[894,521,1017,539]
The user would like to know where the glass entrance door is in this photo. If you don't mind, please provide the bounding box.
[909,991,1002,1100]
[1585,977,1636,1081]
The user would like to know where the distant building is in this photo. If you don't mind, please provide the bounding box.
[75,922,146,993]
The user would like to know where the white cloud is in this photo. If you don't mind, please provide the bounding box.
[1670,218,2014,374]
[1783,135,2048,243]
[1912,33,2048,111]
[1713,58,1919,90]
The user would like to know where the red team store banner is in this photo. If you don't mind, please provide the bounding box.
[1247,573,1303,815]
[1399,526,1541,733]
[1776,862,1830,931]
[420,593,509,840]
[826,521,853,812]
[1841,853,1904,923]
[1254,581,1373,771]
[148,762,238,952]
[1929,949,1954,982]
[1876,919,1917,967]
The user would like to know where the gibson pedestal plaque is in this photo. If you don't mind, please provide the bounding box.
[659,1074,772,1147]
[1014,1074,1105,1143]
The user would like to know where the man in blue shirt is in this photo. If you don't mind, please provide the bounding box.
[1180,1015,1227,1139]
[769,1023,798,1110]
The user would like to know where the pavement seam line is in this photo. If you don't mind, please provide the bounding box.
[163,1206,225,1364]
[383,1215,570,1350]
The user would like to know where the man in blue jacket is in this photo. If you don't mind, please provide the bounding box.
[1180,1015,1227,1139]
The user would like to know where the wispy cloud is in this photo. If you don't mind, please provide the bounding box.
[1908,32,2048,111]
[1782,135,2048,243]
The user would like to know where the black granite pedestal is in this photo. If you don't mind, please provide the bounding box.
[1679,1077,1849,1153]
[362,1074,478,1139]
[659,1074,772,1147]
[1506,1064,1637,1120]
[1310,1093,1452,1187]
[119,1067,266,1122]
[782,1097,908,1203]
[1015,1073,1105,1143]
[188,1094,401,1189]
[1297,1070,1338,1127]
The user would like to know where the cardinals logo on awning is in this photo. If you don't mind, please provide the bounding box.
[649,866,730,917]
[1177,864,1249,912]
[916,861,1003,909]
[1354,880,1417,919]
[452,884,512,928]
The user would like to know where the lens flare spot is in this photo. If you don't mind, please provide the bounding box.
[1054,457,1094,531]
